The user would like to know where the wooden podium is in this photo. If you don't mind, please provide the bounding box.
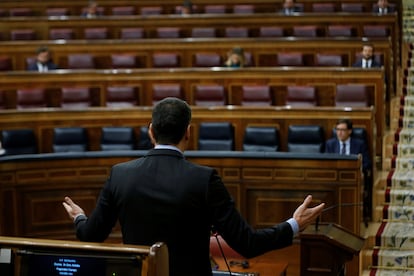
[299,223,365,276]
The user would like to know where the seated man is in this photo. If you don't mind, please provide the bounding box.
[372,0,395,14]
[353,43,382,68]
[280,0,302,15]
[325,118,372,221]
[27,46,58,72]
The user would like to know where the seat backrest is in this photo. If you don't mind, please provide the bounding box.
[137,126,153,150]
[106,86,138,107]
[46,8,69,16]
[194,84,226,106]
[120,28,144,39]
[191,27,217,38]
[156,27,181,39]
[286,86,317,107]
[243,126,279,151]
[198,122,234,151]
[84,27,108,40]
[10,29,36,40]
[111,6,136,16]
[204,5,226,14]
[140,6,162,15]
[341,3,364,12]
[193,53,222,67]
[259,26,284,37]
[233,5,254,14]
[315,53,344,66]
[363,25,389,37]
[241,85,272,106]
[1,129,37,155]
[0,56,12,71]
[311,3,335,12]
[277,53,304,66]
[9,8,33,16]
[287,125,324,153]
[67,54,95,69]
[335,84,369,107]
[152,84,182,104]
[292,25,319,37]
[225,27,249,38]
[61,87,92,108]
[111,54,138,69]
[327,25,355,37]
[53,127,88,152]
[152,53,180,68]
[16,88,47,109]
[101,127,136,151]
[49,28,75,40]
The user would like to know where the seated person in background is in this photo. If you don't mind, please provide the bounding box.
[225,46,247,68]
[280,0,302,15]
[62,97,325,276]
[352,43,382,68]
[179,0,193,15]
[27,46,58,72]
[82,1,101,18]
[325,119,371,172]
[372,0,395,14]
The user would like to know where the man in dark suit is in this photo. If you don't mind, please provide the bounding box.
[63,97,325,276]
[372,0,395,14]
[27,46,58,72]
[280,0,302,15]
[352,44,382,68]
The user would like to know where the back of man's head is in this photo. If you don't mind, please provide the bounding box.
[151,97,191,145]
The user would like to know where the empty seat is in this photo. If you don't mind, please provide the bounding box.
[9,8,33,16]
[191,27,217,38]
[341,3,364,12]
[0,56,12,71]
[225,27,249,38]
[311,3,335,12]
[49,28,75,40]
[67,54,95,69]
[243,126,279,151]
[152,53,180,68]
[46,8,69,16]
[198,122,234,151]
[335,84,369,107]
[106,86,138,107]
[204,5,226,14]
[137,126,153,150]
[101,127,136,151]
[194,85,226,106]
[17,88,47,109]
[84,28,108,39]
[152,84,182,104]
[193,53,222,67]
[1,129,37,155]
[53,127,88,153]
[363,25,389,37]
[120,28,144,39]
[140,6,162,15]
[277,53,304,66]
[285,86,317,106]
[111,6,136,16]
[156,27,181,39]
[327,25,355,37]
[241,85,272,106]
[233,5,254,14]
[287,125,324,153]
[292,26,320,37]
[61,87,92,108]
[259,26,284,37]
[315,53,344,66]
[111,54,138,69]
[10,29,36,40]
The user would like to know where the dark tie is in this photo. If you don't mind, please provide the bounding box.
[341,143,346,155]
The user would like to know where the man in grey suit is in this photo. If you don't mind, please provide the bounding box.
[63,97,324,276]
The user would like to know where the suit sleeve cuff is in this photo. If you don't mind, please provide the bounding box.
[74,214,87,223]
[286,218,299,237]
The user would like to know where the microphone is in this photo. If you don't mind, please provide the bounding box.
[314,202,363,232]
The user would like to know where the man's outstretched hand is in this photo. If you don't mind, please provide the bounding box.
[293,195,325,232]
[62,196,85,221]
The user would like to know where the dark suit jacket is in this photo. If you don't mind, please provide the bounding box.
[372,6,396,14]
[325,138,372,171]
[27,61,58,71]
[74,149,293,276]
[280,6,302,14]
[352,58,382,68]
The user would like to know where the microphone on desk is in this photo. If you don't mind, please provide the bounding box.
[314,202,363,232]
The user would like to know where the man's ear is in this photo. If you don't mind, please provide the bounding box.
[148,123,156,144]
[184,125,191,141]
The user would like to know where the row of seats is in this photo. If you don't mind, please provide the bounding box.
[0,123,367,156]
[0,84,371,109]
[0,3,397,17]
[0,50,384,71]
[2,24,390,41]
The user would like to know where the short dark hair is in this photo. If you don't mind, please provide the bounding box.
[336,119,353,130]
[151,97,191,145]
[36,46,50,55]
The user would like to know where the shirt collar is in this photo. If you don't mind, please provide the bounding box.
[154,144,183,154]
